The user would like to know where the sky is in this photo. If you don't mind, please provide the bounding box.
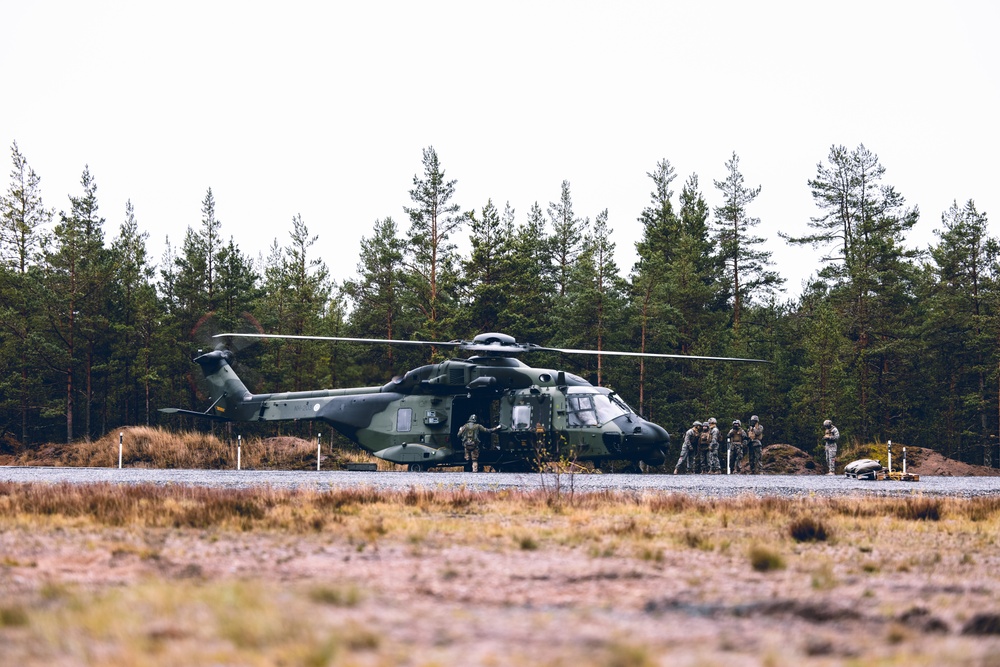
[2,1,998,303]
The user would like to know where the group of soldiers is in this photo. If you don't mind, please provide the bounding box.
[673,415,765,474]
[458,411,842,476]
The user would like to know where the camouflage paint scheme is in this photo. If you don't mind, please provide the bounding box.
[164,344,671,472]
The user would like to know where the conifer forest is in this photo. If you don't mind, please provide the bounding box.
[1,142,996,467]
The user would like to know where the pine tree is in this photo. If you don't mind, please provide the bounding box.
[342,217,410,377]
[461,199,513,333]
[402,146,466,350]
[923,200,998,462]
[282,214,331,391]
[548,180,586,298]
[42,166,111,441]
[786,144,921,440]
[712,152,783,335]
[0,142,52,444]
[108,200,159,426]
[564,209,625,386]
[630,159,680,413]
[504,202,555,345]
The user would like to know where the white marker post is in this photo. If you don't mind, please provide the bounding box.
[237,434,242,471]
[903,447,907,475]
[317,432,322,471]
[118,432,123,469]
[887,440,892,473]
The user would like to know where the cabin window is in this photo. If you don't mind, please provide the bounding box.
[396,408,413,432]
[512,405,532,430]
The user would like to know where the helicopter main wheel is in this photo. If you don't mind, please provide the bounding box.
[408,463,426,472]
[620,461,643,474]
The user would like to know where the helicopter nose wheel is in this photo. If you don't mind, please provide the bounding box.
[407,463,426,472]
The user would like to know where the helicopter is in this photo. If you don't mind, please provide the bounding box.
[160,332,767,472]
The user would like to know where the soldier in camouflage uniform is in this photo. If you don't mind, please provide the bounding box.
[748,415,764,474]
[706,417,722,474]
[822,419,839,475]
[697,421,711,474]
[458,414,500,473]
[674,421,702,474]
[727,420,748,474]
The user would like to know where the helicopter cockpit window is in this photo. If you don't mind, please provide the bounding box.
[396,408,413,432]
[512,405,531,430]
[566,388,631,426]
[567,395,598,426]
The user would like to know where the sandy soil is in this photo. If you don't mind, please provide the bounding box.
[3,519,1000,666]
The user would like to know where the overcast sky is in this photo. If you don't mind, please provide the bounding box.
[3,1,998,302]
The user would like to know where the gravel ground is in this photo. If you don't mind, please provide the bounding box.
[1,466,998,496]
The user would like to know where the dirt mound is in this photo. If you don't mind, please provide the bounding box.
[903,446,1000,477]
[757,443,1000,477]
[761,444,822,475]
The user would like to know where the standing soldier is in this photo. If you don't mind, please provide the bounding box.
[727,420,748,474]
[822,419,840,475]
[748,415,764,474]
[674,421,702,474]
[698,421,711,474]
[458,414,500,473]
[706,417,722,474]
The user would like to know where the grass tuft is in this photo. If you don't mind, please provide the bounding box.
[895,497,942,521]
[749,545,786,572]
[789,516,830,542]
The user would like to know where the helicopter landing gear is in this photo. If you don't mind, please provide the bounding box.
[620,460,644,474]
[407,463,426,472]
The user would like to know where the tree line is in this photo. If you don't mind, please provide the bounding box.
[1,142,997,466]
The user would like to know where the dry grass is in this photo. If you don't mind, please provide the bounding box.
[2,484,1000,665]
[1,426,401,471]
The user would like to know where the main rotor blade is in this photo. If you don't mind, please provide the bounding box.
[533,346,772,363]
[213,333,464,348]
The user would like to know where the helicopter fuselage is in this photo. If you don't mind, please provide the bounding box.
[176,350,670,471]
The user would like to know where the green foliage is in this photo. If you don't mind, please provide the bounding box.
[1,141,999,469]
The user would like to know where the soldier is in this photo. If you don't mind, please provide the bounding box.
[698,421,711,474]
[458,414,500,473]
[706,417,722,474]
[674,421,702,474]
[748,415,764,474]
[727,420,748,474]
[822,419,840,475]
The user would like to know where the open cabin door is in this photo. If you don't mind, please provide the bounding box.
[500,393,555,458]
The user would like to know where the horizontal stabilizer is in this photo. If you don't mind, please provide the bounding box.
[158,407,232,421]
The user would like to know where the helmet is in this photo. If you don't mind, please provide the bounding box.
[708,418,717,425]
[469,414,477,423]
[692,420,702,428]
[750,415,759,423]
[823,419,832,428]
[733,420,741,427]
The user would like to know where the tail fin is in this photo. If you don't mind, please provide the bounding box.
[159,349,252,420]
[193,349,252,419]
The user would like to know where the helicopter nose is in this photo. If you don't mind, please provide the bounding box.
[624,420,670,449]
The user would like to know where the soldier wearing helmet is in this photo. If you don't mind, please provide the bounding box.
[458,414,501,473]
[822,419,840,475]
[727,419,748,474]
[747,415,764,474]
[674,420,701,474]
[705,417,722,474]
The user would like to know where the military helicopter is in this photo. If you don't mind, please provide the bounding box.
[161,332,767,472]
